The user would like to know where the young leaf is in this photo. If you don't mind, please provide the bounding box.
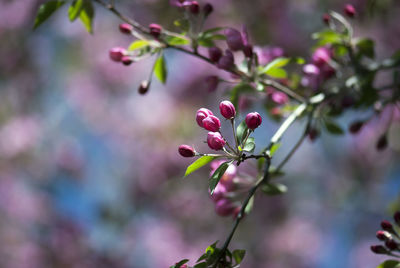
[193,263,207,268]
[244,196,254,214]
[356,38,375,59]
[165,35,190,46]
[68,0,84,22]
[128,40,150,51]
[209,162,230,194]
[265,68,287,79]
[154,53,168,84]
[376,260,400,268]
[243,137,255,153]
[324,120,344,135]
[261,182,288,195]
[79,0,94,34]
[236,120,249,145]
[33,0,66,30]
[185,156,216,177]
[269,142,281,156]
[232,249,246,265]
[259,57,290,73]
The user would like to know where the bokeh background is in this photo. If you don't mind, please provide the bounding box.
[1,0,400,267]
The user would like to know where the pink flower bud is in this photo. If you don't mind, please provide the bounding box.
[207,132,225,150]
[203,3,213,16]
[224,28,244,51]
[270,92,289,105]
[205,76,219,92]
[138,80,150,95]
[215,198,235,216]
[303,64,320,75]
[219,100,236,119]
[189,1,199,14]
[208,47,223,62]
[245,112,262,130]
[376,230,390,241]
[121,56,133,66]
[196,108,213,127]
[109,47,126,62]
[202,115,221,132]
[178,145,195,157]
[322,13,331,25]
[217,50,234,70]
[149,23,162,38]
[180,264,188,268]
[119,23,133,34]
[385,239,398,250]
[312,47,332,67]
[243,44,253,58]
[344,4,356,18]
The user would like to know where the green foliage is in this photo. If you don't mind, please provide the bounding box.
[243,137,255,153]
[232,249,246,265]
[244,196,254,214]
[209,162,231,194]
[356,38,375,59]
[165,35,190,46]
[312,29,344,47]
[170,259,189,268]
[79,0,95,33]
[68,0,85,21]
[324,119,344,135]
[376,260,400,268]
[269,143,281,156]
[33,0,66,29]
[184,156,217,177]
[261,182,288,195]
[197,27,226,47]
[236,120,249,145]
[154,53,168,84]
[128,40,150,51]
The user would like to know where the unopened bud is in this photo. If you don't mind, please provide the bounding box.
[322,13,331,25]
[109,47,126,62]
[178,145,196,157]
[196,108,213,127]
[308,127,320,142]
[138,80,150,95]
[217,50,234,70]
[376,134,388,151]
[245,112,262,130]
[203,3,213,17]
[203,115,221,132]
[243,44,253,58]
[208,47,222,63]
[189,1,199,14]
[381,220,394,232]
[348,121,364,134]
[121,56,133,66]
[344,4,356,18]
[370,245,388,254]
[224,28,244,51]
[385,239,398,250]
[149,23,162,38]
[207,132,225,151]
[119,23,133,34]
[219,100,236,119]
[376,230,391,241]
[215,198,235,216]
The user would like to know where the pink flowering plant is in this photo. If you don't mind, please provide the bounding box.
[33,0,400,267]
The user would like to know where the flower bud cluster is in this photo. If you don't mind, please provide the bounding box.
[371,211,400,256]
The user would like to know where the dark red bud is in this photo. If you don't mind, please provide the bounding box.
[381,220,394,232]
[149,23,162,38]
[203,3,213,17]
[376,134,388,151]
[121,56,133,66]
[189,1,199,14]
[217,50,234,70]
[370,245,388,254]
[394,211,400,226]
[208,47,223,63]
[138,80,150,95]
[119,23,133,34]
[245,112,262,130]
[376,230,390,241]
[178,145,196,157]
[243,44,253,58]
[344,4,356,18]
[385,239,398,250]
[224,28,244,51]
[349,121,364,134]
[323,13,331,25]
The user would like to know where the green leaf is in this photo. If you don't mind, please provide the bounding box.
[324,120,344,135]
[209,162,230,194]
[33,0,66,29]
[129,40,150,51]
[154,53,167,84]
[356,38,375,59]
[236,120,249,145]
[261,182,288,195]
[230,83,254,109]
[265,68,287,79]
[68,0,84,22]
[243,137,255,153]
[269,143,281,156]
[184,156,216,177]
[232,249,246,265]
[312,29,343,46]
[165,35,190,46]
[197,37,215,47]
[79,0,94,33]
[257,157,265,172]
[202,27,224,35]
[193,263,207,268]
[260,57,290,73]
[244,196,254,214]
[376,260,400,268]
